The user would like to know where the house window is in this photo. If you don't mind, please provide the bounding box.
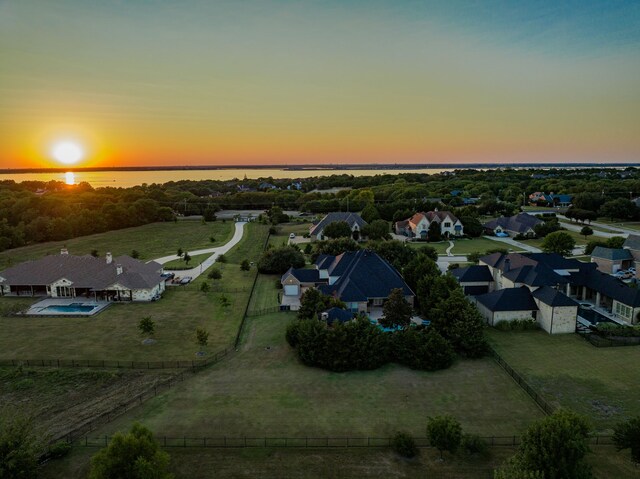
[614,302,632,319]
[373,298,383,306]
[444,222,451,227]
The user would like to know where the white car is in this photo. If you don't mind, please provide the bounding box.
[289,233,296,239]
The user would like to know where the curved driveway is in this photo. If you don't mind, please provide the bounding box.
[153,221,247,280]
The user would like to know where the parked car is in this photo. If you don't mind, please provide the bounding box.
[614,270,632,279]
[495,232,509,238]
[179,276,192,285]
[289,233,296,239]
[629,267,636,274]
[161,272,175,280]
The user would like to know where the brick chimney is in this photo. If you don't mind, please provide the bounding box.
[60,248,68,255]
[116,264,123,275]
[106,252,113,264]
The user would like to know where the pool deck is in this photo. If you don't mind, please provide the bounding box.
[23,298,111,317]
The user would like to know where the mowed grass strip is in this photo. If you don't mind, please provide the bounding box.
[0,219,234,269]
[95,312,543,438]
[40,446,640,479]
[0,223,270,362]
[247,274,281,312]
[487,329,640,431]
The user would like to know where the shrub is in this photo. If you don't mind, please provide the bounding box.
[268,226,278,234]
[394,329,455,371]
[207,268,222,280]
[391,432,418,458]
[48,441,72,459]
[216,254,227,263]
[461,434,488,456]
[494,319,539,331]
[427,415,462,460]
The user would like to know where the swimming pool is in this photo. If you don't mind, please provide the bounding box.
[41,303,98,313]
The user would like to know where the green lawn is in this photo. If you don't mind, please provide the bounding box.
[163,252,211,270]
[595,218,640,231]
[487,330,640,431]
[247,274,281,313]
[91,312,543,439]
[0,223,270,362]
[408,237,525,256]
[39,445,639,479]
[0,220,234,269]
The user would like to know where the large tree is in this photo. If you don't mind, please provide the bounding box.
[426,415,463,460]
[88,423,173,479]
[360,203,381,223]
[459,216,483,237]
[541,231,576,256]
[599,198,637,221]
[323,221,353,239]
[428,221,442,242]
[495,409,592,479]
[257,246,305,274]
[379,288,413,329]
[362,220,391,241]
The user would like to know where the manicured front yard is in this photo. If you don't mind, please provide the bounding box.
[0,219,234,269]
[93,313,544,438]
[487,329,640,431]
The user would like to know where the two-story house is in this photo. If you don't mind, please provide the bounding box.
[394,210,464,239]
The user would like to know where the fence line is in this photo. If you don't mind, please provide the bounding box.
[234,231,271,348]
[488,346,557,416]
[69,434,615,449]
[0,348,233,371]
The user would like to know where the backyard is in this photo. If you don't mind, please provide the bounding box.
[487,329,640,431]
[0,222,270,361]
[0,219,234,269]
[90,312,544,439]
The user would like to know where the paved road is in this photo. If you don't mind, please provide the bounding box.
[557,215,637,238]
[153,221,247,281]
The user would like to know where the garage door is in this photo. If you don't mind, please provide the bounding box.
[284,284,299,296]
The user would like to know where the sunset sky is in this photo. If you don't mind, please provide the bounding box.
[1,0,639,168]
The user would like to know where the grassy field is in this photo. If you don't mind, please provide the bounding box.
[0,223,270,361]
[487,330,640,431]
[0,220,234,269]
[39,445,640,479]
[595,218,640,231]
[0,367,173,439]
[90,312,543,438]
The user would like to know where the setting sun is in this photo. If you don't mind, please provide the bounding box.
[52,141,84,165]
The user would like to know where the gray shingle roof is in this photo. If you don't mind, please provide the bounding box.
[318,250,414,302]
[0,254,163,290]
[591,246,633,261]
[285,267,322,283]
[532,286,578,307]
[483,213,543,234]
[310,212,367,236]
[623,234,640,251]
[475,287,538,312]
[451,265,493,283]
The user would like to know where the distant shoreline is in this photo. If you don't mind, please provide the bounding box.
[1,162,638,174]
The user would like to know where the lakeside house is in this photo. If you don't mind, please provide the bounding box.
[309,212,368,241]
[452,252,640,333]
[483,213,543,237]
[0,249,166,302]
[280,249,414,316]
[394,210,464,239]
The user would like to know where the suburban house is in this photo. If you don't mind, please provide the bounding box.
[394,210,464,239]
[590,247,633,274]
[483,213,543,237]
[452,252,640,333]
[528,192,573,207]
[0,250,166,302]
[280,249,414,316]
[309,212,368,241]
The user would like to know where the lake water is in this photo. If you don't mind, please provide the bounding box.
[0,167,451,188]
